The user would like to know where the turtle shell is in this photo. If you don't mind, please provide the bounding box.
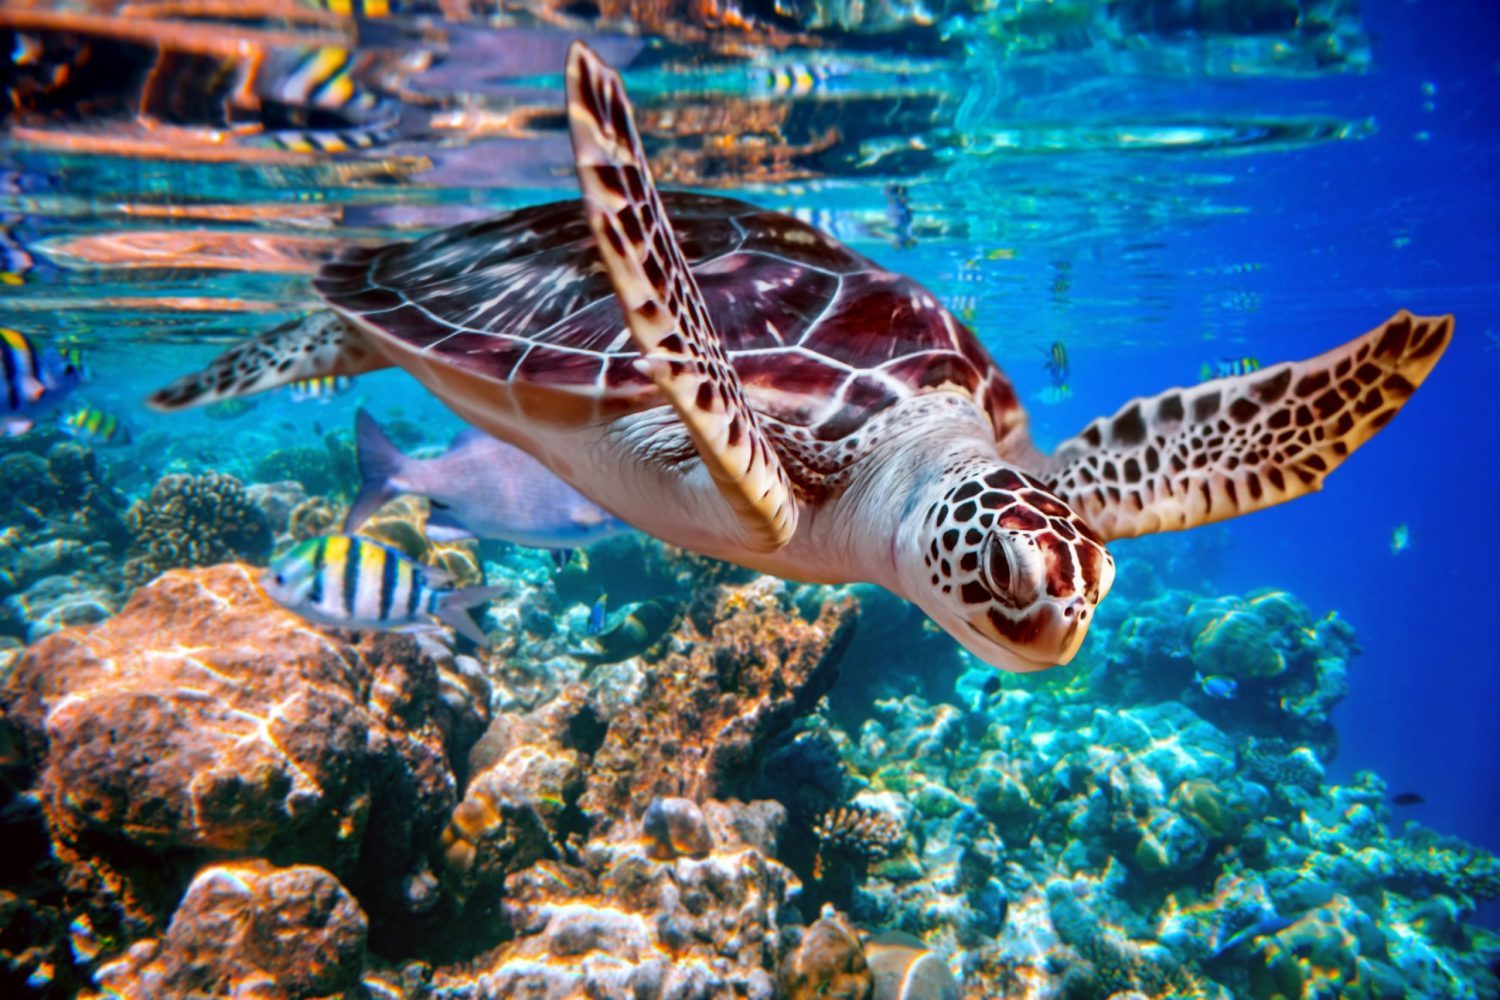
[315,192,1022,449]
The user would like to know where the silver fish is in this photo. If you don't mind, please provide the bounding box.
[345,409,633,551]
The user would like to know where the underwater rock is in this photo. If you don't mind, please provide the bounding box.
[579,577,857,833]
[246,479,309,540]
[865,930,961,1000]
[642,796,714,860]
[287,494,340,543]
[92,861,368,1000]
[1,564,483,948]
[780,906,871,1000]
[432,798,798,998]
[0,442,126,547]
[122,472,271,588]
[5,571,117,642]
[1190,603,1287,680]
[440,687,593,906]
[1101,586,1357,752]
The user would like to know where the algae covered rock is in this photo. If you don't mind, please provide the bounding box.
[93,861,368,1000]
[1,564,484,946]
[580,577,857,831]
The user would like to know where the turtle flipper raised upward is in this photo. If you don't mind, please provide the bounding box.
[1046,311,1452,541]
[565,41,798,553]
[146,311,389,411]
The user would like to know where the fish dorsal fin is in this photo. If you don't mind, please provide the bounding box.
[565,42,797,553]
[1046,311,1452,541]
[145,312,390,411]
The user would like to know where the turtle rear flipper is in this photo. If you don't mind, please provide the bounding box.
[1047,311,1452,541]
[565,42,798,553]
[145,311,389,411]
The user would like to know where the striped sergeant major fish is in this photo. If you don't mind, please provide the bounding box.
[1200,356,1261,381]
[61,405,131,446]
[312,0,395,16]
[2,328,83,436]
[261,535,504,645]
[754,62,848,98]
[289,375,353,402]
[1043,340,1069,386]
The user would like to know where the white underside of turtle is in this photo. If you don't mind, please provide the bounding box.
[147,42,1453,674]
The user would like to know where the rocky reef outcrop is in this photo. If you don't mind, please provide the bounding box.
[2,564,488,970]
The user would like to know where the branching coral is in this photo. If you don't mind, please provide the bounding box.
[123,473,271,588]
[813,804,905,879]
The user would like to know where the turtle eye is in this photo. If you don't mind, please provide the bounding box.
[982,534,1015,595]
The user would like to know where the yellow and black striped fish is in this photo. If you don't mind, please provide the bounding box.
[1200,356,1262,381]
[2,328,82,435]
[261,535,502,644]
[289,375,354,402]
[1043,340,1069,385]
[61,406,131,446]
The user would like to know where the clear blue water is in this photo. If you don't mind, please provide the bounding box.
[2,0,1498,989]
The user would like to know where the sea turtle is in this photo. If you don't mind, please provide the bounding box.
[148,43,1452,672]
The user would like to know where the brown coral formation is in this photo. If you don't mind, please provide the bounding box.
[1,564,488,953]
[91,861,368,1000]
[122,472,271,588]
[813,804,905,879]
[580,577,857,829]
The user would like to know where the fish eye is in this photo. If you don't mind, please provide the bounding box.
[274,573,286,586]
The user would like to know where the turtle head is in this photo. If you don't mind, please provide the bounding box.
[902,464,1114,673]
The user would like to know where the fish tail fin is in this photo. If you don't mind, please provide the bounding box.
[345,408,407,533]
[434,585,506,646]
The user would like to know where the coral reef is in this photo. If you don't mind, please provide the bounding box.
[356,495,483,589]
[0,442,128,642]
[0,500,1495,1000]
[121,473,271,588]
[1,564,488,968]
[578,576,857,828]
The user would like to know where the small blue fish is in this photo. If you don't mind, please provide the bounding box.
[587,594,608,636]
[1,327,83,436]
[1195,672,1238,700]
[261,535,503,644]
[1390,523,1410,555]
[346,410,632,551]
[1043,340,1069,386]
[289,375,353,403]
[60,405,131,446]
[1200,356,1262,381]
[1210,914,1296,959]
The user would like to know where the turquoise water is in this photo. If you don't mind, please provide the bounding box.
[2,1,1498,997]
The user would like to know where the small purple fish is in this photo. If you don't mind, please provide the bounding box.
[346,409,631,551]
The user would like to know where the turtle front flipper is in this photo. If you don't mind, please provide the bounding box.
[564,42,798,553]
[1046,311,1452,541]
[146,311,389,411]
